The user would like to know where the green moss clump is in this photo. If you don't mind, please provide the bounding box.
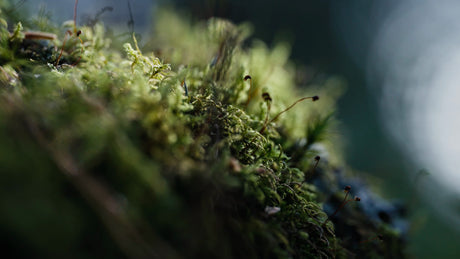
[0,5,407,259]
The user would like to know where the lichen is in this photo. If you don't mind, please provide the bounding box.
[0,4,407,259]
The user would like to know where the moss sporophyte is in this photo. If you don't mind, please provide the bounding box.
[0,1,409,258]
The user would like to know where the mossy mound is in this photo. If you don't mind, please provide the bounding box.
[0,4,407,259]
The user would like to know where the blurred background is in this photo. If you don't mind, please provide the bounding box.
[13,0,460,258]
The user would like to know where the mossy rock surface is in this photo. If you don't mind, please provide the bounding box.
[0,4,407,258]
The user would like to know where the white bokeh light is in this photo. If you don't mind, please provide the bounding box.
[368,0,460,225]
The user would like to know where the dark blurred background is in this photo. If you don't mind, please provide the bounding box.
[15,0,460,258]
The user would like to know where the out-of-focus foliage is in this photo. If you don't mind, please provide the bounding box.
[0,4,407,259]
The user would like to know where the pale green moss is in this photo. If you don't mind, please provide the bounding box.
[0,5,407,259]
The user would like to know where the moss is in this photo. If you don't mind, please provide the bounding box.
[0,4,407,259]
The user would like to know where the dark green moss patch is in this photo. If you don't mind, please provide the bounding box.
[0,5,408,258]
